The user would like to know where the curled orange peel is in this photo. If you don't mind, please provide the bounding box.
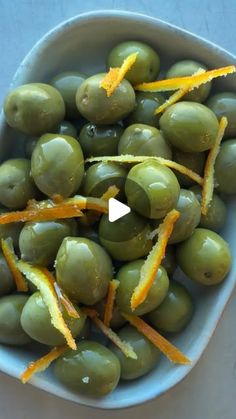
[21,345,68,384]
[17,261,77,350]
[131,209,180,311]
[201,116,228,215]
[86,155,204,186]
[0,195,109,225]
[123,313,191,365]
[135,65,236,92]
[79,185,120,226]
[100,52,138,96]
[103,279,120,327]
[154,69,205,114]
[40,268,80,320]
[1,238,28,292]
[83,308,137,359]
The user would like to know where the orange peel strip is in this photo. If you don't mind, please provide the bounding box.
[40,268,80,319]
[201,116,228,215]
[103,279,120,327]
[123,313,191,365]
[0,196,109,225]
[17,261,77,350]
[135,65,236,92]
[131,209,180,311]
[59,291,80,319]
[100,67,119,95]
[154,68,206,114]
[1,238,28,292]
[85,155,204,186]
[155,86,191,114]
[79,185,120,225]
[100,52,138,96]
[21,345,68,384]
[101,185,120,201]
[0,206,83,224]
[83,308,137,359]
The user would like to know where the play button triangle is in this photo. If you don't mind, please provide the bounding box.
[108,198,131,222]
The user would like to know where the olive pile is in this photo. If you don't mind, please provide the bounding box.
[0,40,235,397]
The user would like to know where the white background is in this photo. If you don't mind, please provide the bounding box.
[0,1,236,418]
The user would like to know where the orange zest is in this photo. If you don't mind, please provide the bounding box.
[0,195,109,225]
[135,65,236,92]
[103,279,120,327]
[154,68,206,114]
[100,52,138,96]
[201,117,228,215]
[79,185,120,226]
[155,85,191,114]
[83,308,137,359]
[101,185,120,201]
[17,261,77,350]
[157,157,204,185]
[123,313,191,365]
[59,291,80,319]
[85,155,204,186]
[0,205,83,224]
[21,345,68,384]
[131,209,180,311]
[51,194,64,204]
[1,238,28,292]
[40,268,80,319]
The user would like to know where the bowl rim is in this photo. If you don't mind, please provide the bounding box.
[0,9,236,410]
[9,9,236,87]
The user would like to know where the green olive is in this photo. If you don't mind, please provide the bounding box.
[4,83,65,135]
[31,133,84,198]
[57,120,77,137]
[118,123,172,159]
[50,71,87,118]
[107,41,160,85]
[21,291,86,346]
[167,60,211,102]
[94,299,126,329]
[159,102,219,152]
[161,246,177,275]
[116,260,169,315]
[56,237,113,305]
[79,319,91,340]
[78,123,123,158]
[76,73,135,125]
[0,207,22,247]
[82,162,127,200]
[78,224,100,244]
[126,92,165,127]
[177,228,232,285]
[147,281,194,333]
[215,139,236,194]
[0,159,37,209]
[125,160,180,219]
[24,137,38,159]
[109,325,160,380]
[206,92,236,138]
[0,295,31,345]
[152,189,201,244]
[54,341,120,397]
[19,219,77,266]
[99,212,152,261]
[0,251,15,296]
[190,185,227,232]
[172,149,205,187]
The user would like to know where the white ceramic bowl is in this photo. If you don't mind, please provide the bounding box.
[0,10,236,410]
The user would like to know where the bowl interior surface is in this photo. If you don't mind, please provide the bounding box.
[0,10,236,410]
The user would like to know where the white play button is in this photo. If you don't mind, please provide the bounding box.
[108,198,131,222]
